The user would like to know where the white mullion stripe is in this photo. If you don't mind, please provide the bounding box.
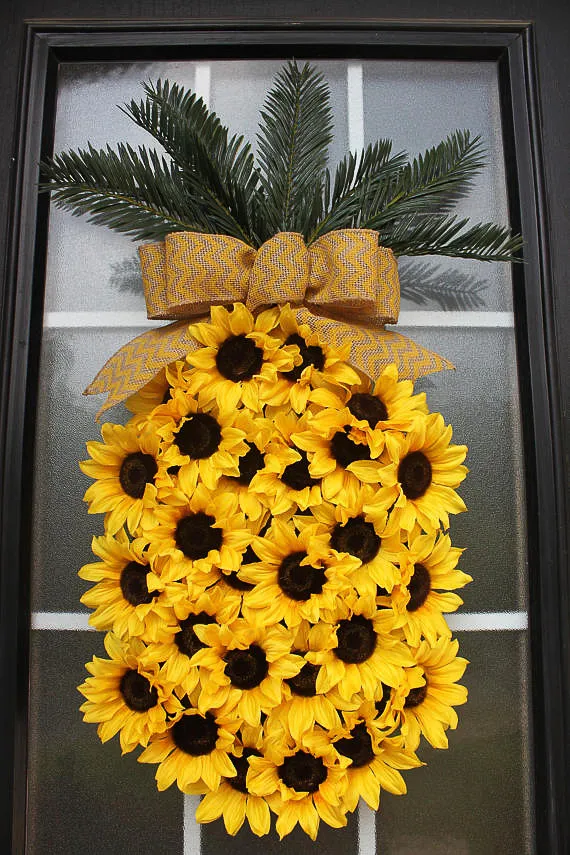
[184,795,201,855]
[347,62,365,153]
[395,310,514,328]
[43,310,514,330]
[30,610,528,632]
[31,611,93,631]
[44,311,159,329]
[357,802,376,855]
[447,611,528,631]
[194,63,211,108]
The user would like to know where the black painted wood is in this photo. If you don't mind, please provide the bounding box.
[0,11,568,855]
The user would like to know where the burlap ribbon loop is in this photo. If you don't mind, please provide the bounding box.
[85,229,453,418]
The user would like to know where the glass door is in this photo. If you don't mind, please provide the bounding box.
[27,55,531,854]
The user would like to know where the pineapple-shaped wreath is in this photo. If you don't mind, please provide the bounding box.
[42,61,520,838]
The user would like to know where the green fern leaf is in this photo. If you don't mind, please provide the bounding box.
[40,143,211,241]
[380,213,523,261]
[358,130,486,230]
[256,61,333,237]
[123,79,264,245]
[310,141,408,240]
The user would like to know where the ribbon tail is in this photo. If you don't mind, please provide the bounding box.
[292,308,454,382]
[83,320,202,420]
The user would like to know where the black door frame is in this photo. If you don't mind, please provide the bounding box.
[1,17,568,855]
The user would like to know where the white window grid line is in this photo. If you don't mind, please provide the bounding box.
[184,796,201,855]
[358,802,376,855]
[348,62,365,153]
[30,611,528,632]
[43,310,515,329]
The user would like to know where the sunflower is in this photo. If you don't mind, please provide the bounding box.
[329,702,422,812]
[399,636,468,751]
[312,362,428,436]
[156,393,248,493]
[138,592,219,697]
[186,304,296,412]
[310,491,406,596]
[264,621,344,744]
[385,530,472,646]
[257,304,360,413]
[138,705,240,792]
[78,632,181,753]
[143,484,252,591]
[195,729,271,836]
[217,411,275,521]
[240,519,358,628]
[249,411,323,515]
[79,530,179,642]
[247,731,350,840]
[190,619,303,726]
[306,598,415,702]
[80,422,161,535]
[368,412,468,532]
[291,407,395,503]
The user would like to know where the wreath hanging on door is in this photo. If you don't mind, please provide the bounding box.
[42,61,520,839]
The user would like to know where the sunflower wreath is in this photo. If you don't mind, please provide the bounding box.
[42,61,520,839]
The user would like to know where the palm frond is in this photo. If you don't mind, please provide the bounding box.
[40,143,211,241]
[380,213,523,261]
[256,60,333,237]
[310,141,408,240]
[358,130,486,230]
[123,79,264,245]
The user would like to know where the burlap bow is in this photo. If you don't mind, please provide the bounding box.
[85,229,452,417]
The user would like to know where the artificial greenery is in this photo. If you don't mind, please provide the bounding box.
[41,60,522,261]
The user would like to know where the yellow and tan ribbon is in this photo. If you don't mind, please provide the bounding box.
[85,229,452,417]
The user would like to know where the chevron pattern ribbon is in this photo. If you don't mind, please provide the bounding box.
[85,229,453,417]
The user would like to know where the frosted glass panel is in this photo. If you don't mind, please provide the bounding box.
[363,61,512,312]
[27,630,183,855]
[28,56,532,855]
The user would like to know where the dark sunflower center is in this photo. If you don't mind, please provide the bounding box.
[175,611,216,658]
[223,571,255,591]
[335,722,375,768]
[119,669,158,712]
[236,442,265,485]
[407,563,431,611]
[172,712,218,755]
[279,751,327,793]
[175,413,222,459]
[224,644,269,689]
[222,543,258,591]
[119,561,156,606]
[280,448,320,491]
[278,551,327,601]
[216,334,263,382]
[348,393,388,427]
[282,333,325,382]
[330,516,380,563]
[405,682,428,708]
[286,661,320,697]
[227,748,261,793]
[398,451,432,499]
[374,683,392,717]
[330,429,372,468]
[119,452,157,499]
[335,615,377,664]
[175,512,223,560]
